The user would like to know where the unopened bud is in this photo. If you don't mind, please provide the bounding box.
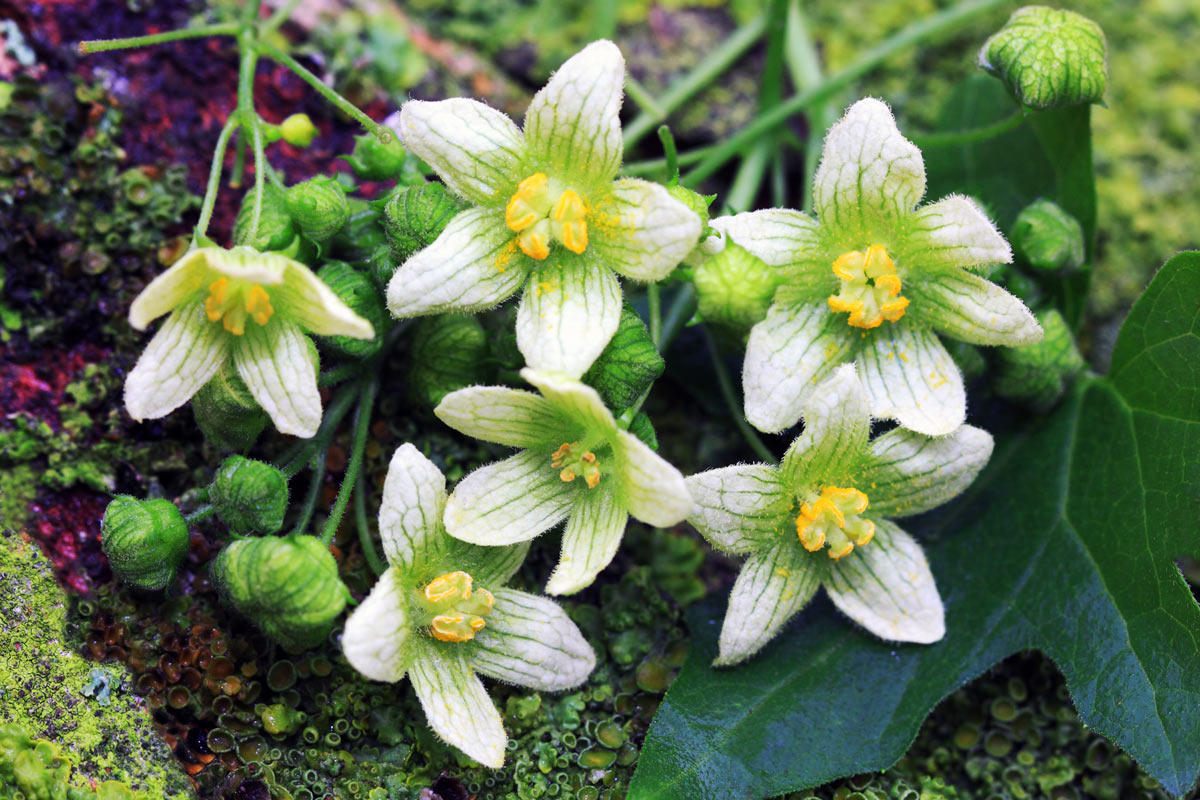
[280,113,318,147]
[693,243,779,332]
[285,176,350,243]
[382,182,464,262]
[1012,200,1085,272]
[994,308,1084,411]
[209,456,289,536]
[101,496,190,591]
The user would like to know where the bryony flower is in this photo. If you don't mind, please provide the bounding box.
[387,40,701,378]
[342,444,595,767]
[686,364,992,666]
[712,98,1042,436]
[124,246,374,437]
[434,369,693,595]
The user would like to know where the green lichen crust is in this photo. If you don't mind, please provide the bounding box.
[979,6,1108,110]
[0,532,192,798]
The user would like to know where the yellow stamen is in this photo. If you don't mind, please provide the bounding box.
[245,284,274,326]
[795,486,873,560]
[424,570,470,603]
[506,173,549,231]
[505,173,590,258]
[828,245,908,329]
[551,189,588,254]
[204,276,274,336]
[552,442,602,488]
[422,573,493,643]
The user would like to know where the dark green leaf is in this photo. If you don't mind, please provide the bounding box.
[583,307,665,411]
[630,253,1200,800]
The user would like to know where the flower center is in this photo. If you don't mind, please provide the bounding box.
[420,570,494,643]
[551,442,602,489]
[795,486,875,561]
[204,276,275,336]
[827,245,909,329]
[505,172,588,260]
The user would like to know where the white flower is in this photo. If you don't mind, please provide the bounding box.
[435,369,693,596]
[341,444,595,768]
[387,40,701,379]
[712,98,1042,436]
[686,364,993,666]
[123,246,373,438]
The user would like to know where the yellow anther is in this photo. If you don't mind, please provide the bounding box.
[205,277,229,321]
[506,173,550,231]
[245,284,274,326]
[422,573,493,643]
[828,245,908,329]
[505,173,590,258]
[424,570,470,603]
[551,189,588,254]
[795,486,873,560]
[551,442,602,489]
[518,224,551,260]
[204,276,274,336]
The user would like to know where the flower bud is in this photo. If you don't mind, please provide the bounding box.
[285,176,350,243]
[666,184,711,231]
[209,456,289,536]
[209,535,350,652]
[329,198,389,262]
[316,261,386,359]
[409,315,490,408]
[1012,200,1085,272]
[101,496,190,591]
[233,183,297,252]
[279,113,318,147]
[382,182,463,262]
[693,243,780,332]
[994,308,1084,411]
[978,6,1107,110]
[342,132,409,181]
[192,363,269,452]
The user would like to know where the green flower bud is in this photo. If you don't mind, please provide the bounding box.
[101,496,190,591]
[316,261,386,359]
[233,183,297,252]
[285,176,350,243]
[1012,199,1085,272]
[342,132,409,181]
[994,309,1084,411]
[280,113,318,147]
[382,182,463,262]
[329,199,389,262]
[666,184,712,231]
[192,363,269,452]
[978,6,1107,110]
[693,242,780,332]
[364,242,399,289]
[409,314,489,408]
[210,535,350,651]
[209,456,289,536]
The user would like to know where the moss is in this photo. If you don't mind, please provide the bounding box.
[0,532,193,798]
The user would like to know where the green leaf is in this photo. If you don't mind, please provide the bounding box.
[582,306,665,412]
[630,253,1200,800]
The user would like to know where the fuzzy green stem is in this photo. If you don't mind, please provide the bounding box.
[78,22,239,54]
[185,505,216,525]
[684,0,1007,184]
[262,0,305,35]
[622,145,714,178]
[657,125,680,186]
[623,12,768,147]
[320,378,378,546]
[278,380,360,478]
[289,451,327,537]
[318,361,364,388]
[230,133,246,189]
[248,116,266,244]
[703,326,776,464]
[909,108,1025,148]
[255,39,390,142]
[647,282,662,348]
[195,116,239,239]
[354,469,386,577]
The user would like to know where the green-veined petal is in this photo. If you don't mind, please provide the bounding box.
[408,646,506,768]
[436,386,566,448]
[545,487,628,595]
[715,544,819,667]
[341,566,413,682]
[907,194,1012,271]
[232,319,321,438]
[472,588,596,690]
[863,424,993,518]
[379,443,447,570]
[128,248,210,330]
[780,363,871,488]
[589,179,701,282]
[516,258,622,379]
[709,209,822,267]
[855,323,964,437]
[444,449,575,546]
[612,429,692,527]
[276,259,374,338]
[520,368,615,434]
[909,269,1043,346]
[685,464,790,555]
[124,300,229,421]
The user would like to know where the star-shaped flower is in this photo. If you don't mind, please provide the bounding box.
[387,40,702,378]
[712,98,1042,436]
[686,364,992,666]
[342,444,595,767]
[124,246,374,437]
[435,369,693,595]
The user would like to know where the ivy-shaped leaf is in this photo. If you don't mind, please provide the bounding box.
[583,306,664,412]
[630,253,1200,800]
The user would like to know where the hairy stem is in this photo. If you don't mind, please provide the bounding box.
[909,108,1025,148]
[354,469,386,577]
[78,22,239,54]
[320,377,379,546]
[195,116,239,239]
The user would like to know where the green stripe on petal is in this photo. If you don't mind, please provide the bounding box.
[716,544,819,667]
[520,368,616,434]
[276,259,374,339]
[232,319,321,438]
[444,449,575,546]
[823,519,944,644]
[710,209,823,267]
[781,363,872,487]
[398,98,525,205]
[523,40,624,187]
[589,179,702,282]
[442,539,531,589]
[685,464,791,555]
[855,324,964,437]
[743,302,852,434]
[907,194,1012,271]
[341,566,414,682]
[545,487,628,595]
[379,444,447,570]
[436,386,566,448]
[472,588,596,690]
[908,270,1043,347]
[814,98,925,232]
[408,646,507,768]
[124,300,229,421]
[128,248,209,330]
[516,259,622,379]
[864,424,993,518]
[387,207,530,318]
[612,429,692,527]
